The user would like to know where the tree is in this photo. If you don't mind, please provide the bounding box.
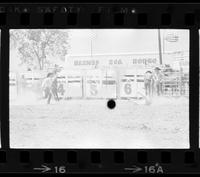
[10,29,70,70]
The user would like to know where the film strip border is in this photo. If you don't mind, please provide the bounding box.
[0,4,200,27]
[0,150,199,173]
[0,3,199,174]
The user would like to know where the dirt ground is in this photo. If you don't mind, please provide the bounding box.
[10,96,189,149]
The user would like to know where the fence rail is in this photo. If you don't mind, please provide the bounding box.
[9,70,189,100]
[161,72,189,97]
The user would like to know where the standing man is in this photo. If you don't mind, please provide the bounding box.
[51,72,59,101]
[144,70,153,97]
[153,67,163,96]
[41,73,53,104]
[19,74,27,95]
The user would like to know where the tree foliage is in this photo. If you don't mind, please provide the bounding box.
[10,29,69,70]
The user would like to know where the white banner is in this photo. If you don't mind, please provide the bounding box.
[65,70,83,98]
[65,54,159,70]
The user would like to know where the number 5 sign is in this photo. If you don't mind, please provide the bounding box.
[85,69,102,98]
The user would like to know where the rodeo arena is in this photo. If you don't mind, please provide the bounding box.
[9,29,190,149]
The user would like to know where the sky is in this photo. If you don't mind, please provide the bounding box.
[67,29,189,56]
